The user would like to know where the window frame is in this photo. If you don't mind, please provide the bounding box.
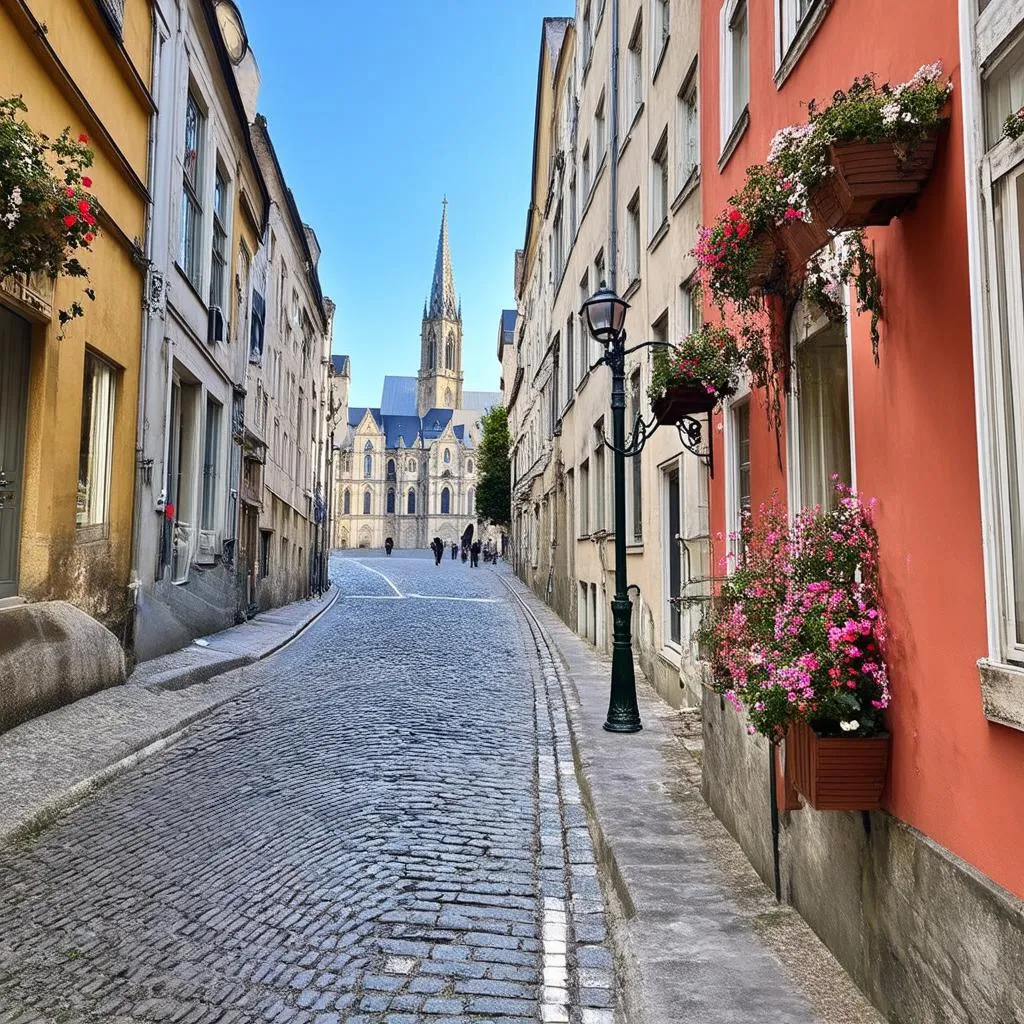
[650,129,670,238]
[651,0,671,77]
[179,89,206,290]
[77,350,117,534]
[625,190,642,285]
[209,162,229,313]
[626,14,644,127]
[677,63,700,197]
[720,0,750,150]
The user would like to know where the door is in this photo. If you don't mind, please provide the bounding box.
[0,307,30,599]
[664,461,682,647]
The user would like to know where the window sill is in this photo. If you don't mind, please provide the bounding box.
[174,263,209,313]
[979,658,1024,732]
[75,524,110,545]
[672,168,700,213]
[648,219,670,254]
[626,543,644,554]
[718,105,750,172]
[774,0,832,89]
[652,39,670,83]
[618,102,645,160]
[622,277,641,302]
[659,644,682,668]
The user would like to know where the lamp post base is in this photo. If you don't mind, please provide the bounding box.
[603,595,642,733]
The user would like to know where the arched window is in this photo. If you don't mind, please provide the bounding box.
[363,490,371,515]
[467,488,475,515]
[407,488,416,514]
[407,458,416,472]
[427,329,437,368]
[343,488,351,515]
[444,388,453,407]
[386,458,396,479]
[445,336,455,369]
[386,489,395,514]
[443,448,451,464]
[440,487,451,514]
[466,459,474,473]
[363,440,373,479]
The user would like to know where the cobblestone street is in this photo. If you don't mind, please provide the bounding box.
[0,554,613,1024]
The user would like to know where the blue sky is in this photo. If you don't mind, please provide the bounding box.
[242,0,573,409]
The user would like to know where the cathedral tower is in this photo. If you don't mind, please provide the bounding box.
[418,199,463,416]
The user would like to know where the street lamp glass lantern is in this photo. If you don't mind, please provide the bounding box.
[581,283,628,345]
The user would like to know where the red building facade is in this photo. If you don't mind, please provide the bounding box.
[697,0,1024,1016]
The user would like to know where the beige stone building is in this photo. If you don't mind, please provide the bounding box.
[507,0,707,706]
[333,204,501,551]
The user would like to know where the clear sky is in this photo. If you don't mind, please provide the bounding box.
[241,0,573,409]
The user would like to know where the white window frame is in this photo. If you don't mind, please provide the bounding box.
[77,351,117,531]
[626,15,644,125]
[677,275,702,339]
[723,377,752,565]
[775,0,817,68]
[651,0,670,76]
[626,190,641,284]
[179,89,206,289]
[677,65,699,194]
[965,0,1024,667]
[719,0,749,148]
[650,130,669,237]
[595,90,607,159]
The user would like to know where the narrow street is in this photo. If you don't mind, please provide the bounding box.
[0,554,612,1024]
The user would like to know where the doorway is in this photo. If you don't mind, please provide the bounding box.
[0,307,30,600]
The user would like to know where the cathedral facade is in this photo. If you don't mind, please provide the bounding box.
[332,203,501,551]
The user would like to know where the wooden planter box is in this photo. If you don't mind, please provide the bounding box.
[652,383,733,424]
[777,214,832,268]
[809,124,945,231]
[786,720,890,811]
[748,227,784,281]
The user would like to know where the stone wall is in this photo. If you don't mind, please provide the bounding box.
[701,689,1024,1023]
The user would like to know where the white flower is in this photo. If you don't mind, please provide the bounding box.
[881,102,901,127]
[910,61,943,86]
[839,719,860,732]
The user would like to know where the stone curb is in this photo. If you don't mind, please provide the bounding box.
[0,588,340,850]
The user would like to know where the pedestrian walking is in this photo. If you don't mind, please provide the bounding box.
[470,539,481,568]
[461,544,468,563]
[432,537,443,566]
[451,541,457,560]
[384,537,394,557]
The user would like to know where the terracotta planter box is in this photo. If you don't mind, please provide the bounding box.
[652,383,733,424]
[747,227,783,282]
[809,124,944,231]
[786,720,890,811]
[777,215,832,268]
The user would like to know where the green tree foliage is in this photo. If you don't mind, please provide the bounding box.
[475,405,511,528]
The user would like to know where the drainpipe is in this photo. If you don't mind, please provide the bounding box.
[608,0,620,291]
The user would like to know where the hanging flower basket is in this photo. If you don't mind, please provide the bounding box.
[776,213,831,269]
[652,382,736,424]
[809,122,945,232]
[786,719,891,811]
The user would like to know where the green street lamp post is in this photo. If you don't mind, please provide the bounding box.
[580,284,642,733]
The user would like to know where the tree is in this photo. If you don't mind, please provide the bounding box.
[476,405,511,528]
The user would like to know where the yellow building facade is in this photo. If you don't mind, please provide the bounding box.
[0,0,154,639]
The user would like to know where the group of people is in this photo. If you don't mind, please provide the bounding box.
[430,537,499,568]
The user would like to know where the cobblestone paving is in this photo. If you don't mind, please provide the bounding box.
[0,553,615,1024]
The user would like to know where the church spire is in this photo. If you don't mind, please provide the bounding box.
[428,197,459,321]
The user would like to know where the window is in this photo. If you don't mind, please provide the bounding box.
[407,488,416,514]
[650,131,669,237]
[387,458,396,479]
[593,420,606,531]
[364,440,373,478]
[210,166,228,311]
[443,448,451,464]
[582,141,592,196]
[679,277,702,337]
[441,487,451,514]
[569,174,578,240]
[790,320,851,512]
[626,17,643,125]
[630,369,643,542]
[77,352,116,529]
[467,459,474,473]
[721,0,749,143]
[729,397,751,554]
[343,488,351,515]
[467,488,475,515]
[551,337,560,425]
[566,314,576,391]
[664,462,683,645]
[677,70,699,189]
[579,458,590,536]
[595,91,607,159]
[553,202,564,282]
[180,92,204,287]
[778,0,814,60]
[408,458,416,472]
[259,530,271,578]
[582,0,593,67]
[386,489,395,514]
[651,0,670,71]
[579,270,591,374]
[363,490,372,515]
[446,332,456,369]
[201,397,221,531]
[625,190,641,284]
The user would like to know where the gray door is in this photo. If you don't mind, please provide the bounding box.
[0,306,30,599]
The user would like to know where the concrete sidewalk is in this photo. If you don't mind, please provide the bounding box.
[0,590,338,849]
[503,574,884,1024]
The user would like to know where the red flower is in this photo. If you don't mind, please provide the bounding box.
[728,208,742,222]
[65,187,75,198]
[78,199,90,214]
[78,134,89,143]
[63,214,77,228]
[83,213,96,226]
[84,233,94,244]
[737,221,750,239]
[723,224,734,238]
[81,177,93,189]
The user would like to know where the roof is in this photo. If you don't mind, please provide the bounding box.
[421,408,455,439]
[428,199,460,321]
[331,354,350,376]
[380,375,418,416]
[347,407,382,430]
[383,415,421,449]
[462,390,502,412]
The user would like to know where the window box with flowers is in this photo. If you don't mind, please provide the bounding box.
[0,97,100,330]
[697,483,892,811]
[648,324,743,422]
[769,64,952,234]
